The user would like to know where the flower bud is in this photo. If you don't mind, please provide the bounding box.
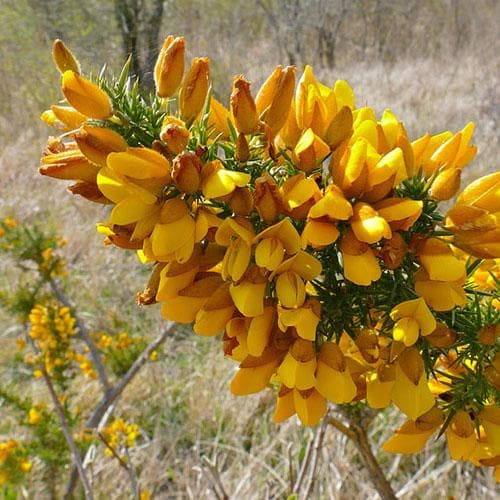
[227,187,254,216]
[230,76,259,135]
[52,39,80,74]
[154,36,185,98]
[172,151,202,194]
[179,57,210,122]
[74,126,128,166]
[429,167,462,201]
[159,116,189,155]
[253,174,283,223]
[478,324,499,346]
[235,133,250,162]
[379,233,407,270]
[62,71,112,119]
[425,322,457,348]
[50,105,86,130]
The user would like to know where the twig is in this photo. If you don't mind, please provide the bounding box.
[97,432,139,499]
[64,322,175,498]
[24,330,94,499]
[327,410,397,500]
[303,415,329,498]
[49,279,110,392]
[286,442,294,495]
[200,454,229,500]
[293,429,314,494]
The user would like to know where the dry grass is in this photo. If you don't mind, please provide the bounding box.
[1,8,499,498]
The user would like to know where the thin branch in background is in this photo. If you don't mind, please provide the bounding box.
[292,428,314,494]
[200,454,230,500]
[49,279,110,393]
[64,322,175,498]
[25,331,94,500]
[303,415,329,497]
[327,410,397,500]
[286,442,295,495]
[97,432,139,500]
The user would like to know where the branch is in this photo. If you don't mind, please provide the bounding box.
[49,279,110,393]
[63,322,175,498]
[25,330,94,500]
[327,409,397,500]
[97,432,139,499]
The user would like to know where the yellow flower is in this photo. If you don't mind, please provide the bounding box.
[28,408,41,425]
[315,342,357,404]
[446,172,500,259]
[179,57,210,122]
[150,199,196,263]
[418,238,466,282]
[48,104,86,130]
[277,339,317,390]
[172,151,202,194]
[340,230,381,286]
[254,218,301,271]
[61,71,112,119]
[293,128,330,173]
[40,149,101,183]
[414,268,467,311]
[391,348,435,420]
[350,202,392,244]
[230,346,283,395]
[154,35,185,98]
[446,411,477,460]
[229,266,268,317]
[390,298,436,346]
[215,217,255,282]
[383,407,444,454]
[75,125,128,167]
[366,364,396,409]
[201,160,251,199]
[193,282,235,336]
[293,388,327,426]
[246,305,275,357]
[374,198,423,232]
[277,300,320,341]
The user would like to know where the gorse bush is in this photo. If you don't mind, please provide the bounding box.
[2,32,499,497]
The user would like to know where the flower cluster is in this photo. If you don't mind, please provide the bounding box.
[101,418,140,458]
[0,439,31,487]
[95,331,148,376]
[40,38,499,478]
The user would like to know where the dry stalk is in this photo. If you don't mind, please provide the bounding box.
[327,410,397,500]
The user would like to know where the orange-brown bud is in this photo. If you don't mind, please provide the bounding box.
[425,323,457,348]
[235,133,250,162]
[379,233,407,270]
[67,181,109,204]
[227,187,254,216]
[253,174,283,223]
[74,126,128,166]
[478,324,499,346]
[159,116,189,155]
[429,168,462,201]
[154,36,185,98]
[179,57,210,122]
[172,151,202,193]
[52,39,80,74]
[230,76,259,135]
[39,150,100,183]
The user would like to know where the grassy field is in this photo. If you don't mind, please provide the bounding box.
[0,1,499,498]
